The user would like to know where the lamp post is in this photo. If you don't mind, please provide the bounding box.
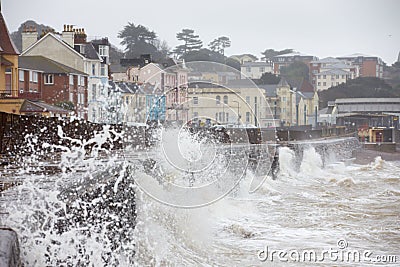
[233,100,240,125]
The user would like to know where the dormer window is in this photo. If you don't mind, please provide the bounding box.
[98,45,109,57]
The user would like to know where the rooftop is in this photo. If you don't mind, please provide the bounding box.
[318,69,351,76]
[0,12,19,55]
[335,98,400,104]
[19,56,87,75]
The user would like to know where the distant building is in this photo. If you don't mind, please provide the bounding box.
[315,69,354,91]
[229,54,258,64]
[240,61,273,79]
[258,78,319,127]
[317,101,338,125]
[187,81,266,126]
[272,52,317,75]
[337,53,384,78]
[127,62,188,122]
[335,98,400,114]
[106,81,146,124]
[309,57,359,90]
[0,5,19,97]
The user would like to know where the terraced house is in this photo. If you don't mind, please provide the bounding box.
[18,56,87,116]
[20,24,110,120]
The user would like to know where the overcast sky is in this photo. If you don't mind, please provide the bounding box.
[3,0,399,64]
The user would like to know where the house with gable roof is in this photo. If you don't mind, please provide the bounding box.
[18,56,88,117]
[20,24,110,121]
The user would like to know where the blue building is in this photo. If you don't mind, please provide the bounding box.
[146,95,166,121]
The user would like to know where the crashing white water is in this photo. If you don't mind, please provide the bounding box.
[1,125,399,266]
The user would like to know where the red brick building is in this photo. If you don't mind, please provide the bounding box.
[337,53,384,78]
[272,52,317,75]
[18,56,88,119]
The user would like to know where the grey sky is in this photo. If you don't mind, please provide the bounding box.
[3,0,400,64]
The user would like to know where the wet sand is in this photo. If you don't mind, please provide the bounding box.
[353,147,400,164]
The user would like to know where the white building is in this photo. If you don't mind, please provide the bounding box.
[309,57,359,91]
[240,62,273,79]
[315,69,354,91]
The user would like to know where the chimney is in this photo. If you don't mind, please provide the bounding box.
[21,24,38,52]
[62,24,75,47]
[74,27,87,44]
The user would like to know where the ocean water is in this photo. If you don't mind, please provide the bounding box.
[0,127,399,266]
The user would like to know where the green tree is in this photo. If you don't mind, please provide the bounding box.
[259,72,281,84]
[208,36,231,56]
[182,48,224,63]
[261,48,293,62]
[173,29,203,58]
[118,22,160,58]
[280,61,309,81]
[318,77,400,108]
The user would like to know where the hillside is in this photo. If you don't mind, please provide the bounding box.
[318,77,400,108]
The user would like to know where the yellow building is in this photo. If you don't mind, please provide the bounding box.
[187,81,269,126]
[0,6,19,97]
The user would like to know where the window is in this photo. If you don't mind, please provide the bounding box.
[226,113,229,122]
[318,82,321,86]
[282,97,286,102]
[29,71,37,82]
[246,112,250,123]
[126,97,129,105]
[246,96,250,104]
[69,75,74,85]
[44,74,54,84]
[323,82,326,86]
[92,64,96,76]
[92,84,96,101]
[259,67,265,72]
[193,112,198,119]
[19,70,24,82]
[342,75,345,79]
[323,75,326,79]
[100,64,106,76]
[193,96,198,105]
[216,95,221,105]
[223,95,228,104]
[80,76,85,86]
[336,75,339,79]
[98,45,109,56]
[246,67,251,72]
